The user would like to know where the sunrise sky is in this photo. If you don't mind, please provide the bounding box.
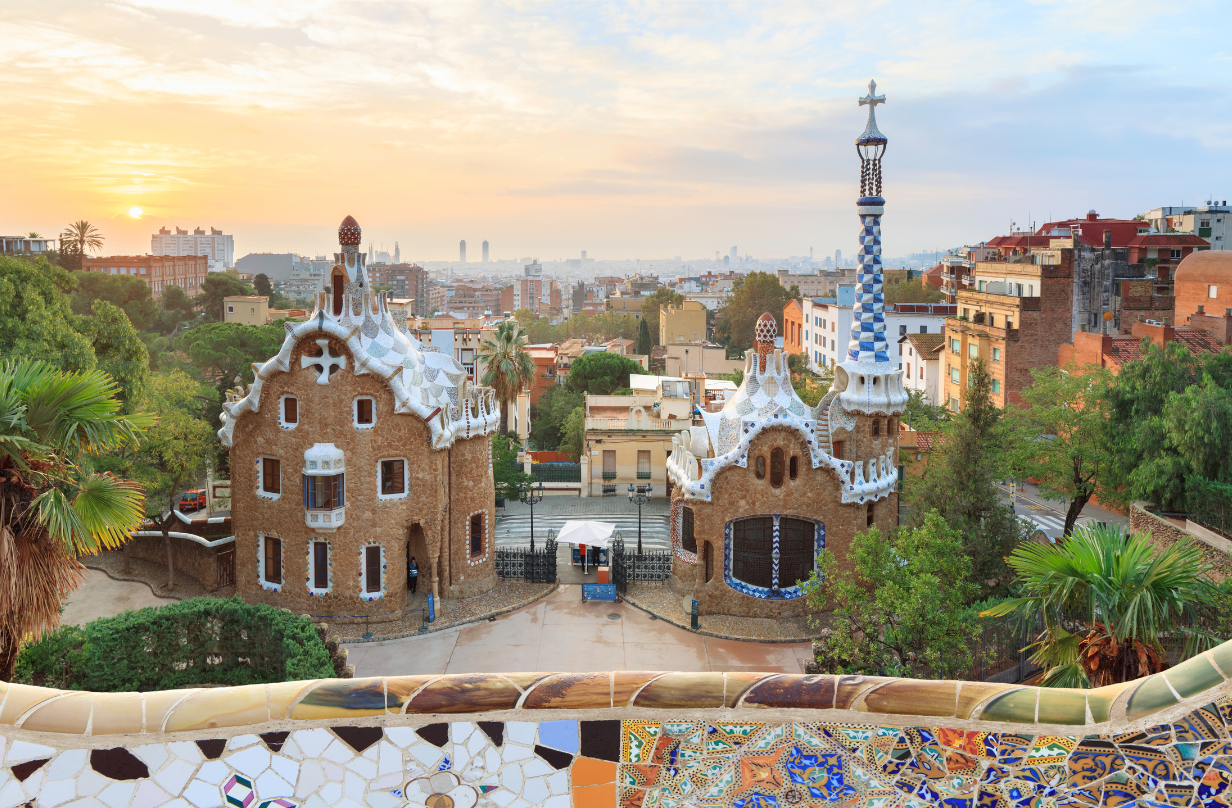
[1,1,1229,261]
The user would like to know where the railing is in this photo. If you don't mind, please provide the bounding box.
[602,471,617,480]
[532,463,581,483]
[587,394,658,408]
[494,536,557,582]
[636,471,651,479]
[610,535,672,595]
[586,417,677,431]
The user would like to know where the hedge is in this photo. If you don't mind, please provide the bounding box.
[15,596,335,691]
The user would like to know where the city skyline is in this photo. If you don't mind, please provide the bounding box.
[2,1,1229,260]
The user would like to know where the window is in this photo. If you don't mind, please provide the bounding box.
[969,344,978,359]
[770,448,784,487]
[354,397,375,427]
[731,517,774,589]
[602,450,616,480]
[261,458,281,496]
[263,535,282,585]
[906,362,911,377]
[380,459,406,496]
[470,513,484,557]
[988,314,995,327]
[920,325,928,333]
[832,441,844,459]
[636,450,651,479]
[789,455,798,480]
[282,395,298,426]
[1211,285,1219,299]
[992,379,1001,394]
[949,396,960,412]
[364,545,382,594]
[681,506,696,553]
[1027,285,1033,296]
[1005,319,1013,330]
[1171,249,1182,260]
[821,318,826,328]
[950,367,960,383]
[755,455,766,479]
[899,324,907,336]
[777,518,814,589]
[304,474,345,509]
[227,304,234,313]
[992,347,1001,362]
[978,280,986,292]
[312,541,329,590]
[919,365,924,379]
[871,420,880,437]
[866,502,875,527]
[950,338,960,354]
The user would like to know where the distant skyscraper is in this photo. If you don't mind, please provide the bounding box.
[482,240,489,262]
[581,250,587,260]
[835,249,842,267]
[459,240,467,263]
[810,247,814,261]
[730,246,738,260]
[394,242,400,263]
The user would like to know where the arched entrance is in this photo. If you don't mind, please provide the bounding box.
[405,523,429,607]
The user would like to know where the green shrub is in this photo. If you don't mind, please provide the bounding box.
[15,597,334,691]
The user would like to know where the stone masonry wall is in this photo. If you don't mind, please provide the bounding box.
[122,534,230,591]
[4,649,1232,808]
[1130,501,1232,582]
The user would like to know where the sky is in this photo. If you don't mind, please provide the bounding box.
[1,0,1230,263]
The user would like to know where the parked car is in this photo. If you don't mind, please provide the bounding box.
[178,489,206,512]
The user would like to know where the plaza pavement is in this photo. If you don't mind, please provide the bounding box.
[61,568,174,626]
[342,584,812,677]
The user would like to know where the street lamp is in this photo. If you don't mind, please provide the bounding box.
[518,481,545,552]
[628,483,653,554]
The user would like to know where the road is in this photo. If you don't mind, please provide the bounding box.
[1002,480,1128,541]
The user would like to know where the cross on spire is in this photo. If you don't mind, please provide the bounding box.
[859,79,885,110]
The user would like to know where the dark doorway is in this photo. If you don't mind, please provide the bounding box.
[332,272,344,316]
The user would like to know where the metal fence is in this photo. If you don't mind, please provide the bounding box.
[610,535,672,595]
[495,537,558,583]
[532,463,581,483]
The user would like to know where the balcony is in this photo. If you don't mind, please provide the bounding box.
[586,416,678,431]
[306,507,345,532]
[602,471,617,480]
[636,471,652,480]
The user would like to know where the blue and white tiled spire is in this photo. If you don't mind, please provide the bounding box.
[846,80,888,364]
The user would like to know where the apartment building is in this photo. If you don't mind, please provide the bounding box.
[899,333,944,406]
[660,299,708,345]
[580,375,693,497]
[776,268,850,298]
[81,254,210,299]
[223,295,269,325]
[795,286,952,372]
[1142,201,1228,250]
[367,263,428,314]
[1059,318,1223,374]
[941,251,1074,411]
[152,226,234,270]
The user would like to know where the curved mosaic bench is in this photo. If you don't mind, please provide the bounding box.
[1,643,1231,808]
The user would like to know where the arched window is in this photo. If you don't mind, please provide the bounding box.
[681,506,696,553]
[331,272,344,316]
[778,518,815,589]
[789,455,799,480]
[866,501,875,527]
[731,517,774,589]
[755,456,766,479]
[770,448,784,487]
[871,419,880,436]
[704,542,714,583]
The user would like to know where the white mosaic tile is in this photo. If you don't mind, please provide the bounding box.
[294,730,334,758]
[47,749,87,781]
[40,777,75,807]
[130,781,171,808]
[271,754,300,785]
[7,740,55,762]
[153,760,196,796]
[132,745,170,774]
[195,760,229,786]
[97,781,137,808]
[228,745,272,778]
[295,761,326,798]
[0,780,23,808]
[228,735,262,751]
[180,780,219,808]
[383,728,417,749]
[320,740,354,765]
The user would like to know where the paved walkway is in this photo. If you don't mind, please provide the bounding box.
[344,585,811,677]
[61,569,174,626]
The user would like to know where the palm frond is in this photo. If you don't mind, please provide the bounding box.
[33,472,146,556]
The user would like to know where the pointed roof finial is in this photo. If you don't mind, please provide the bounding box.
[856,79,887,145]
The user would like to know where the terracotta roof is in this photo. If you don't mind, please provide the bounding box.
[900,333,945,355]
[1106,330,1225,365]
[1128,234,1210,247]
[1175,250,1232,285]
[915,432,943,452]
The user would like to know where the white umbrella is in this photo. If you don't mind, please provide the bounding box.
[556,520,616,548]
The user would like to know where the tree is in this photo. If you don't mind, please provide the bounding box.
[883,276,943,305]
[639,288,684,344]
[513,309,536,327]
[0,256,96,374]
[902,389,947,431]
[68,272,159,328]
[983,523,1219,688]
[568,351,649,395]
[0,360,151,680]
[76,301,150,411]
[529,386,583,452]
[58,221,104,271]
[175,322,287,418]
[804,511,980,679]
[253,273,272,297]
[714,272,798,348]
[478,321,534,434]
[908,357,1028,598]
[126,372,217,590]
[492,432,531,501]
[159,285,198,331]
[1005,364,1118,535]
[635,318,653,357]
[561,406,585,462]
[195,274,256,322]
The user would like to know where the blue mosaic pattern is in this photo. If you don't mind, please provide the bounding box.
[846,211,888,364]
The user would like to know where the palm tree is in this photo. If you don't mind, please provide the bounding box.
[0,361,151,680]
[26,232,40,239]
[982,523,1220,688]
[478,320,533,434]
[59,221,105,259]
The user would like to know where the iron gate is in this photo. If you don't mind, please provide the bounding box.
[610,533,671,596]
[215,547,235,589]
[495,536,557,582]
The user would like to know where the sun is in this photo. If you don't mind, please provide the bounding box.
[128,206,143,218]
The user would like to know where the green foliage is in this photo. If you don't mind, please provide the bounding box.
[790,364,829,407]
[529,386,583,451]
[523,312,640,346]
[14,597,334,691]
[160,285,198,324]
[174,321,287,414]
[568,351,649,395]
[69,272,159,327]
[75,301,150,411]
[983,523,1220,687]
[639,288,684,344]
[0,256,96,374]
[1005,364,1118,534]
[804,511,980,679]
[492,432,531,500]
[908,357,1028,599]
[902,389,947,431]
[714,271,798,348]
[195,274,256,322]
[882,275,944,305]
[513,308,536,326]
[561,406,585,462]
[1100,340,1232,511]
[479,321,534,434]
[253,273,272,297]
[635,317,653,357]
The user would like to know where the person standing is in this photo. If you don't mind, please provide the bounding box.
[407,556,419,594]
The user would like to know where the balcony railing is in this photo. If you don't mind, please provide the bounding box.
[602,471,617,480]
[636,471,652,479]
[586,417,678,431]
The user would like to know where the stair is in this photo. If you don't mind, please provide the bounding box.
[494,513,671,551]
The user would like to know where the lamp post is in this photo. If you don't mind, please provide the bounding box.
[518,481,545,552]
[627,483,652,555]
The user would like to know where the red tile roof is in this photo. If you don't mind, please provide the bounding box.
[1105,329,1225,365]
[901,333,945,354]
[1127,234,1211,247]
[915,432,943,453]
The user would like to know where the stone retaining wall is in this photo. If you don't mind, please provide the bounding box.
[1130,500,1232,581]
[3,642,1232,808]
[123,533,233,591]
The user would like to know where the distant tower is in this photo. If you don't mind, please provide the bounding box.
[835,249,842,268]
[369,243,374,264]
[394,242,400,263]
[730,246,738,261]
[482,240,489,262]
[581,250,587,260]
[460,240,467,263]
[810,247,814,261]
